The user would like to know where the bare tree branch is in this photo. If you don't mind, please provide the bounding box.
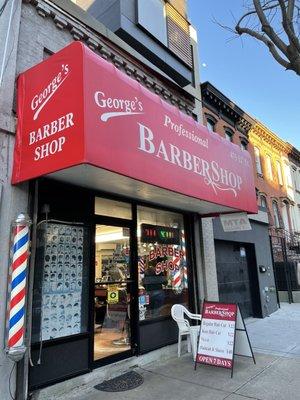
[253,0,288,53]
[232,0,300,75]
[236,25,291,69]
[278,0,300,52]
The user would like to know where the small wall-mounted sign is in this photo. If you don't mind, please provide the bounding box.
[220,213,252,232]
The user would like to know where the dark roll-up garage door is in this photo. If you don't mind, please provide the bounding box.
[215,240,254,318]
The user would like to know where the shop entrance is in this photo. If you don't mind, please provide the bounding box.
[29,183,193,389]
[94,223,135,362]
[215,240,261,318]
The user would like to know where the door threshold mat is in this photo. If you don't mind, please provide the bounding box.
[94,371,144,392]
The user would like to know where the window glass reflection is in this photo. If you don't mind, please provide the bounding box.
[137,206,189,321]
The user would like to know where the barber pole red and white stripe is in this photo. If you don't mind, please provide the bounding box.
[172,245,182,292]
[6,214,31,361]
[181,230,188,289]
[172,268,182,290]
[138,256,145,279]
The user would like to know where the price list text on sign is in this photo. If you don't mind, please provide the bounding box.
[196,302,237,369]
[195,301,255,377]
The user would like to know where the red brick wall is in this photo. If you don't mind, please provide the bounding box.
[202,106,289,228]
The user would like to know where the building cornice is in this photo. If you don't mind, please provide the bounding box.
[24,0,195,116]
[250,122,291,155]
[286,143,300,165]
[200,82,254,135]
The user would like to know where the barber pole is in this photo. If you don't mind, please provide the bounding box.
[181,230,188,289]
[172,246,182,293]
[138,256,145,279]
[172,268,182,291]
[6,214,31,361]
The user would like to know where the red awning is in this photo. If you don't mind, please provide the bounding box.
[12,42,257,215]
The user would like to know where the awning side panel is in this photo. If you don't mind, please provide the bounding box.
[12,42,85,184]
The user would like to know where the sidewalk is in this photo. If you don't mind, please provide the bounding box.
[245,302,300,358]
[41,303,300,400]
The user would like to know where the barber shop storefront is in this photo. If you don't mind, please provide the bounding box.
[12,42,257,389]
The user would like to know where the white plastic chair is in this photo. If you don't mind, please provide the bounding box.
[171,304,201,358]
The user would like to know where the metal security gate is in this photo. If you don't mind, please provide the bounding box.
[269,227,300,304]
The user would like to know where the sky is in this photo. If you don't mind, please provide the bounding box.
[188,1,300,149]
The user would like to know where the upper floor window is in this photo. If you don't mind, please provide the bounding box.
[205,114,217,133]
[284,163,293,188]
[272,201,281,228]
[206,118,216,132]
[224,128,233,142]
[260,195,267,209]
[276,161,283,186]
[296,170,300,191]
[266,155,273,181]
[240,141,247,151]
[254,147,262,175]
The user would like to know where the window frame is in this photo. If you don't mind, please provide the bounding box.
[224,127,234,142]
[254,147,262,175]
[260,195,267,209]
[272,200,281,228]
[276,160,283,186]
[205,113,217,133]
[265,155,273,181]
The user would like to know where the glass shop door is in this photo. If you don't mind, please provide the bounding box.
[93,223,136,363]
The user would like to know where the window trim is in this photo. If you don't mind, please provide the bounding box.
[272,200,281,228]
[205,113,217,133]
[260,195,267,209]
[276,160,283,186]
[224,127,234,142]
[254,147,262,175]
[265,154,273,181]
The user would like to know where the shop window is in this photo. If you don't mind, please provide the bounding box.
[254,147,262,175]
[31,222,89,343]
[95,197,132,219]
[137,206,188,321]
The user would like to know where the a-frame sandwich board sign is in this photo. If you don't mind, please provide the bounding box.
[195,301,255,377]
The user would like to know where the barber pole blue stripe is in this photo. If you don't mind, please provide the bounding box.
[8,225,30,349]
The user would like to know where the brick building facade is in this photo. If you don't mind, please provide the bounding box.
[200,81,278,320]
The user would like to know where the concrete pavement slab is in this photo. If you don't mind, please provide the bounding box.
[71,368,229,400]
[143,353,277,393]
[236,356,300,400]
[245,303,300,357]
